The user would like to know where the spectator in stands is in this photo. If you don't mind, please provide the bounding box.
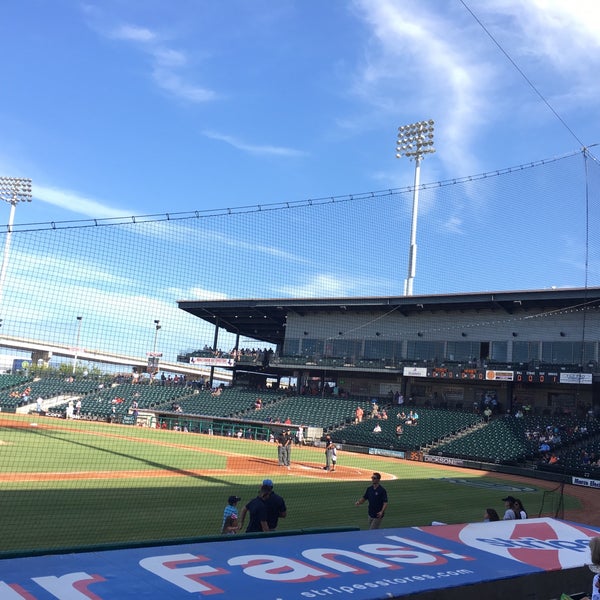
[254,397,262,410]
[355,406,364,423]
[395,424,403,437]
[239,486,270,533]
[514,498,528,519]
[501,496,519,520]
[222,495,241,532]
[484,508,500,522]
[355,472,388,529]
[262,479,287,531]
[373,423,382,433]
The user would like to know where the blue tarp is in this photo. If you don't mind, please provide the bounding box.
[1,518,598,599]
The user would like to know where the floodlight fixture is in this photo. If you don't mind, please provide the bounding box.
[0,176,33,310]
[395,120,435,296]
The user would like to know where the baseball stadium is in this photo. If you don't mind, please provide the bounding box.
[1,147,600,599]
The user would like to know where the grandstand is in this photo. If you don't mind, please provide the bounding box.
[2,370,598,481]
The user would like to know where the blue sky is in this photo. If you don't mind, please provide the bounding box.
[2,0,599,223]
[1,1,600,364]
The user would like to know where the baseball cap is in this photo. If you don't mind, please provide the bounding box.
[502,496,516,502]
[228,495,241,504]
[262,479,274,488]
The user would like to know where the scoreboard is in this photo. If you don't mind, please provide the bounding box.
[514,371,560,384]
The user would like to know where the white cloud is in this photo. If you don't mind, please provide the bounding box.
[106,22,217,104]
[112,24,157,43]
[34,184,134,219]
[443,216,464,235]
[352,0,490,178]
[202,130,307,158]
[169,286,229,301]
[153,69,217,103]
[278,272,395,298]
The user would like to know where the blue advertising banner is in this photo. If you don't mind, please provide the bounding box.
[1,518,598,599]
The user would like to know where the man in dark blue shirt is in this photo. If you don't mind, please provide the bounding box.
[239,486,270,533]
[262,479,287,531]
[355,472,388,529]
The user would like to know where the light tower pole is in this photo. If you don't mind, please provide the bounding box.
[150,319,161,383]
[72,316,83,375]
[0,177,33,309]
[395,120,435,296]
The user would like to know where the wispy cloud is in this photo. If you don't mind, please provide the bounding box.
[34,184,135,219]
[202,130,307,158]
[107,22,217,103]
[443,216,464,235]
[352,0,490,178]
[168,286,229,301]
[278,272,394,298]
[112,24,157,43]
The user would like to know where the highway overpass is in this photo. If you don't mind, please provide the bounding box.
[0,334,232,382]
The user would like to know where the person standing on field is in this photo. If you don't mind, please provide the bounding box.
[276,429,286,466]
[324,435,335,471]
[355,472,388,529]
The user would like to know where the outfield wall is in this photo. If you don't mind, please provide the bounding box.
[1,518,598,600]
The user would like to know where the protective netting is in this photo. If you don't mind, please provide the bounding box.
[0,149,598,553]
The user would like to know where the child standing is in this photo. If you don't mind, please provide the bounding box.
[222,495,241,532]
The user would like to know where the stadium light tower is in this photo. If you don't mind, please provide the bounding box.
[72,316,83,375]
[0,177,33,309]
[149,319,162,383]
[153,319,161,354]
[395,120,435,296]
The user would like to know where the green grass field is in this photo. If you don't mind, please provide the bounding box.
[0,413,579,555]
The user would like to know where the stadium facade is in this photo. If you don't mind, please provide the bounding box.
[179,286,600,417]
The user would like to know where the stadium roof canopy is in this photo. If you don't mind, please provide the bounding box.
[178,287,600,347]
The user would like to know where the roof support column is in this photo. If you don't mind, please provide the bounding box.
[209,317,220,388]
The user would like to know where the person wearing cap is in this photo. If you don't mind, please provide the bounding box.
[355,472,388,529]
[222,495,241,532]
[501,496,519,520]
[262,479,287,531]
[239,486,270,533]
[282,429,293,469]
[276,429,286,466]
